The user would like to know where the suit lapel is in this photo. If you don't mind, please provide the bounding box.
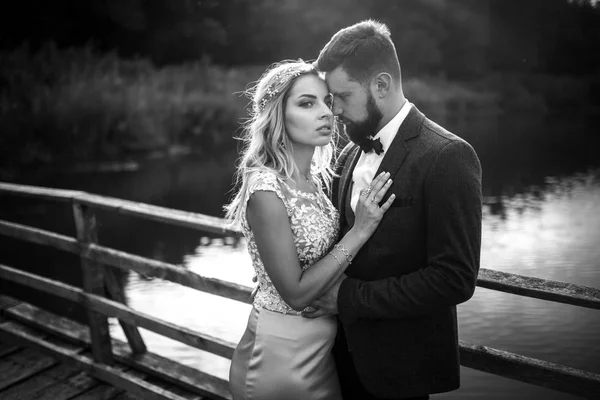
[374,105,425,179]
[338,145,361,227]
[337,105,425,226]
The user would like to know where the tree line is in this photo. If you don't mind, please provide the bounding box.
[2,0,599,79]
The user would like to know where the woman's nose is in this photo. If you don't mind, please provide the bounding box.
[320,103,333,118]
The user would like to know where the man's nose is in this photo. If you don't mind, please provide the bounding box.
[332,101,343,116]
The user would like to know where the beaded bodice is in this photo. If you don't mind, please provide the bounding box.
[241,170,340,315]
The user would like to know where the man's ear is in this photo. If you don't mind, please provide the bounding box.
[373,73,392,98]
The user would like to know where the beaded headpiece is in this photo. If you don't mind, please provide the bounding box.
[255,63,315,113]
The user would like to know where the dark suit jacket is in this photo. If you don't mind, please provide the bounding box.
[334,105,482,398]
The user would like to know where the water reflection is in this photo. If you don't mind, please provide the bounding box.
[106,167,600,400]
[482,169,600,284]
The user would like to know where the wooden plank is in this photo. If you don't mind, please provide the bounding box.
[0,266,237,358]
[2,320,83,358]
[6,302,231,399]
[0,182,241,236]
[111,393,145,400]
[84,246,252,304]
[0,264,84,304]
[118,366,200,400]
[39,361,79,380]
[0,182,82,202]
[115,349,229,400]
[69,384,124,400]
[0,319,48,344]
[0,347,57,391]
[1,319,204,400]
[478,268,600,310]
[0,342,21,357]
[75,192,241,237]
[27,370,101,400]
[150,380,205,400]
[45,334,85,356]
[73,203,113,365]
[66,350,134,400]
[0,364,78,400]
[0,321,193,400]
[0,295,21,311]
[104,267,147,355]
[6,302,91,344]
[0,220,79,253]
[0,296,22,324]
[460,340,600,400]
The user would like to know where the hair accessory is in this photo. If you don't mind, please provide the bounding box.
[334,243,353,264]
[256,64,314,113]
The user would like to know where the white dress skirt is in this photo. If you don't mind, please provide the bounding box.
[229,171,342,399]
[229,306,341,400]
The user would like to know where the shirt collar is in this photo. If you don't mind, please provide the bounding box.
[373,100,412,152]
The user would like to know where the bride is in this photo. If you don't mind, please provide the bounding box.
[225,60,395,400]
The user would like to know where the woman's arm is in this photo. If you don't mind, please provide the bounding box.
[248,171,394,311]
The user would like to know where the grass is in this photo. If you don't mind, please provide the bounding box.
[0,43,260,173]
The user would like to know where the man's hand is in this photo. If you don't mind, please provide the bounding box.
[302,275,345,318]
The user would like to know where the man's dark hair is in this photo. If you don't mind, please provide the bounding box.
[316,19,401,85]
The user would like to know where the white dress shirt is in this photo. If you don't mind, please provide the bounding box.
[350,100,412,212]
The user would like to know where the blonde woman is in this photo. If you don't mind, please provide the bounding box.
[225,60,395,400]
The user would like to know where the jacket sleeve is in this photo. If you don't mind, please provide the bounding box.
[337,140,483,324]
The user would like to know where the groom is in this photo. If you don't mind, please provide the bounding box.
[303,20,483,399]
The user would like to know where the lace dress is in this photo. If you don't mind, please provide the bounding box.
[243,170,340,314]
[229,170,343,400]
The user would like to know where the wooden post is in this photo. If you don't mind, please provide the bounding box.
[73,202,113,365]
[104,268,147,355]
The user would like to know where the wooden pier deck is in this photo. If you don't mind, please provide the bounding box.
[0,339,132,400]
[0,296,215,400]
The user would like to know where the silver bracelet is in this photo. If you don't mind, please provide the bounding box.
[334,243,353,264]
[329,251,343,268]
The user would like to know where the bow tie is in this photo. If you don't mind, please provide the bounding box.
[359,137,384,155]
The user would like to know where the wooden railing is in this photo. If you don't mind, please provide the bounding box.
[0,181,599,399]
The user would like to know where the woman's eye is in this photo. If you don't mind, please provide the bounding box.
[300,101,314,108]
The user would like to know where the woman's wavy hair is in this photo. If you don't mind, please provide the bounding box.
[224,60,338,228]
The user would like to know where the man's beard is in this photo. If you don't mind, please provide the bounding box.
[343,93,383,145]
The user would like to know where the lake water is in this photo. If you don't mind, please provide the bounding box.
[1,111,599,399]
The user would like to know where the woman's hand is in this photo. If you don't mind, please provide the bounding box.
[351,171,395,241]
